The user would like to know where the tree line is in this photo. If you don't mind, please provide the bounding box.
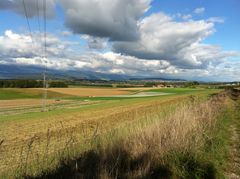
[0,80,68,88]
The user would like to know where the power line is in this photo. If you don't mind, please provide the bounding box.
[42,0,48,112]
[22,0,34,43]
[36,0,42,40]
[43,0,47,59]
[36,0,45,59]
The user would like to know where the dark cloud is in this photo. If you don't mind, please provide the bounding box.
[86,37,107,50]
[60,0,151,41]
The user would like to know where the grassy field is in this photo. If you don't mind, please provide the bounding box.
[1,87,236,178]
[0,88,70,100]
[0,88,40,100]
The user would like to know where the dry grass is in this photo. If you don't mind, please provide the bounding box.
[25,93,229,179]
[89,94,227,178]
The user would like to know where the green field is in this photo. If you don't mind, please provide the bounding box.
[0,88,71,100]
[0,88,41,99]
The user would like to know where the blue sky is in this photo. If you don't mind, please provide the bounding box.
[0,0,239,81]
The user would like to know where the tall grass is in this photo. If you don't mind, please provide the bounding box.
[15,93,233,178]
[85,94,228,178]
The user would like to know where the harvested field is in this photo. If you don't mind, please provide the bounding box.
[47,87,137,97]
[0,99,101,116]
[0,99,68,109]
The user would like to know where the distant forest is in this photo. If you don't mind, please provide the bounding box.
[0,80,68,88]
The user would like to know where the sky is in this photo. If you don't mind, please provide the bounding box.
[0,0,239,81]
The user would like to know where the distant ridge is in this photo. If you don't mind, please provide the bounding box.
[0,64,184,81]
